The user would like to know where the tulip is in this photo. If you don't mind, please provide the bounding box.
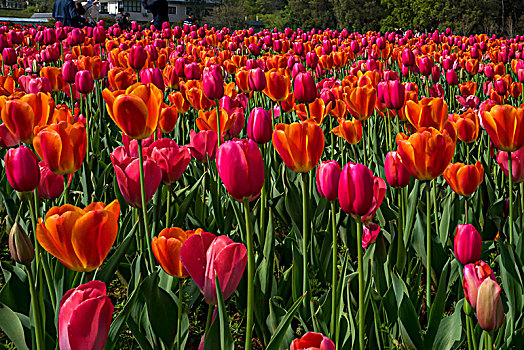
[110,147,162,208]
[454,224,482,265]
[482,104,524,152]
[9,223,35,266]
[338,162,376,216]
[5,145,41,192]
[316,160,341,201]
[27,77,52,94]
[203,66,224,100]
[75,70,94,94]
[0,123,18,149]
[188,129,218,163]
[384,80,405,110]
[496,148,524,183]
[404,97,448,131]
[40,67,65,92]
[247,107,272,144]
[443,161,484,197]
[2,47,16,65]
[384,151,411,188]
[152,227,201,278]
[62,60,78,83]
[147,138,191,185]
[463,261,496,308]
[36,200,120,272]
[362,222,380,249]
[476,279,505,332]
[344,85,376,121]
[330,118,363,145]
[102,83,163,140]
[396,127,455,181]
[58,281,113,350]
[294,71,317,104]
[216,139,265,202]
[184,62,201,80]
[235,68,250,93]
[196,108,234,136]
[108,67,136,91]
[401,48,415,66]
[180,231,247,305]
[264,70,290,101]
[450,109,480,143]
[140,68,165,91]
[37,161,65,200]
[445,69,458,85]
[129,45,147,70]
[248,67,266,92]
[272,121,325,173]
[289,332,335,350]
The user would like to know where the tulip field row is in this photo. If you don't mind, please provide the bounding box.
[1,21,524,350]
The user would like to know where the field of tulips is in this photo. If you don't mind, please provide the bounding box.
[1,20,524,350]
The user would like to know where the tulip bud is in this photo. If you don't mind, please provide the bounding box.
[184,62,201,80]
[454,224,482,265]
[294,71,317,104]
[463,261,496,308]
[247,107,272,144]
[384,80,405,110]
[248,68,266,92]
[2,47,16,66]
[476,278,505,332]
[384,151,411,188]
[5,146,41,193]
[8,223,35,265]
[38,161,65,200]
[203,66,224,100]
[316,160,341,201]
[75,70,94,94]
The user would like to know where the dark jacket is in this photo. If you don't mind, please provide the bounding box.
[142,0,169,30]
[53,0,84,27]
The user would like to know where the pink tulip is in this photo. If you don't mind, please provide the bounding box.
[110,147,162,208]
[2,47,16,65]
[496,148,524,183]
[75,70,94,94]
[338,162,377,216]
[140,68,165,91]
[294,71,317,104]
[289,332,335,350]
[476,278,505,331]
[446,69,458,86]
[188,130,218,163]
[0,123,18,149]
[59,281,113,350]
[248,68,266,92]
[5,145,40,192]
[384,151,411,188]
[147,138,191,185]
[203,66,224,100]
[463,260,496,308]
[361,177,386,224]
[247,107,272,144]
[454,224,482,265]
[184,62,201,80]
[38,161,65,200]
[316,160,341,201]
[384,80,405,110]
[216,139,264,202]
[180,231,247,305]
[362,222,380,249]
[129,45,147,71]
[62,60,78,83]
[27,76,52,94]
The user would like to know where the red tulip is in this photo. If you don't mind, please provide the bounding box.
[476,278,505,331]
[147,138,191,185]
[216,139,265,202]
[5,145,40,193]
[463,260,496,308]
[37,161,65,200]
[0,123,18,149]
[203,66,224,100]
[294,71,317,104]
[188,129,218,163]
[180,231,247,305]
[384,151,411,188]
[75,70,94,94]
[316,160,341,201]
[2,47,16,65]
[59,281,113,350]
[454,224,482,265]
[362,222,380,249]
[289,332,335,350]
[247,107,272,144]
[496,148,524,183]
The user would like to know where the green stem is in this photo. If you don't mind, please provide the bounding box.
[362,123,368,166]
[426,182,432,309]
[243,199,254,350]
[330,201,338,341]
[356,216,365,350]
[137,141,155,271]
[205,304,214,335]
[432,179,439,239]
[26,266,45,350]
[396,187,404,271]
[166,185,171,227]
[301,172,309,312]
[215,100,221,148]
[465,198,469,224]
[520,182,524,233]
[508,151,514,245]
[176,278,183,350]
[484,330,493,350]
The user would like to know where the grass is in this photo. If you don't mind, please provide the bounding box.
[0,8,34,18]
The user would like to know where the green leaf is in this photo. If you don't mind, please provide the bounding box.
[203,274,234,350]
[97,223,136,284]
[0,302,29,350]
[431,299,464,350]
[265,294,305,350]
[0,262,29,315]
[425,261,450,349]
[174,173,205,227]
[398,296,423,350]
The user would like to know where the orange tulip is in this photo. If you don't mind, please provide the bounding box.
[108,67,136,91]
[162,65,179,90]
[36,200,120,272]
[397,90,419,122]
[459,81,477,97]
[397,127,456,181]
[404,97,448,131]
[0,92,55,144]
[264,70,290,102]
[235,68,250,93]
[50,104,74,124]
[40,67,65,92]
[330,99,347,119]
[509,82,522,98]
[330,118,363,145]
[185,86,214,111]
[482,104,524,152]
[102,83,163,140]
[33,121,87,175]
[0,75,15,94]
[443,161,484,197]
[272,120,325,173]
[168,91,190,114]
[344,85,376,121]
[449,109,479,143]
[295,98,332,124]
[196,108,234,136]
[159,104,178,133]
[152,227,201,278]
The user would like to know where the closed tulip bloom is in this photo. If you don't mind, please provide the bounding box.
[40,67,65,92]
[180,231,247,305]
[75,70,94,94]
[264,70,290,101]
[184,62,201,80]
[396,127,455,181]
[247,107,272,144]
[33,122,87,175]
[344,85,376,121]
[62,60,78,83]
[235,68,250,93]
[294,71,317,104]
[384,151,411,188]
[316,160,341,201]
[103,83,163,140]
[58,281,113,350]
[454,224,482,265]
[110,147,162,208]
[248,67,266,92]
[9,223,35,266]
[38,161,64,200]
[152,227,200,278]
[404,97,448,131]
[496,148,524,183]
[338,162,375,216]
[2,47,16,65]
[384,80,405,110]
[140,68,165,91]
[401,48,415,67]
[443,161,484,197]
[273,121,325,173]
[203,66,224,100]
[482,104,524,152]
[509,82,522,98]
[36,200,120,272]
[476,278,505,332]
[147,138,191,185]
[216,139,265,202]
[129,45,147,70]
[330,118,362,145]
[463,260,496,308]
[290,332,335,350]
[5,145,40,192]
[188,130,218,163]
[445,69,458,85]
[450,109,480,143]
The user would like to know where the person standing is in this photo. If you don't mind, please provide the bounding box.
[53,0,83,27]
[141,0,168,30]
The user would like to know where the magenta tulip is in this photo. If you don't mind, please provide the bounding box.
[139,68,165,91]
[316,160,341,201]
[203,66,224,100]
[294,71,317,104]
[496,148,524,183]
[38,161,65,200]
[62,60,78,83]
[2,47,16,66]
[188,130,218,163]
[184,62,201,80]
[446,69,458,86]
[401,48,415,67]
[384,80,405,110]
[0,123,18,149]
[5,145,41,193]
[147,138,191,185]
[454,224,482,265]
[338,162,376,216]
[128,45,147,71]
[27,77,52,94]
[248,68,266,92]
[216,139,264,202]
[384,151,411,188]
[476,278,505,331]
[58,281,113,350]
[247,107,272,144]
[289,332,335,350]
[75,70,94,94]
[180,231,247,305]
[362,222,380,249]
[463,260,496,308]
